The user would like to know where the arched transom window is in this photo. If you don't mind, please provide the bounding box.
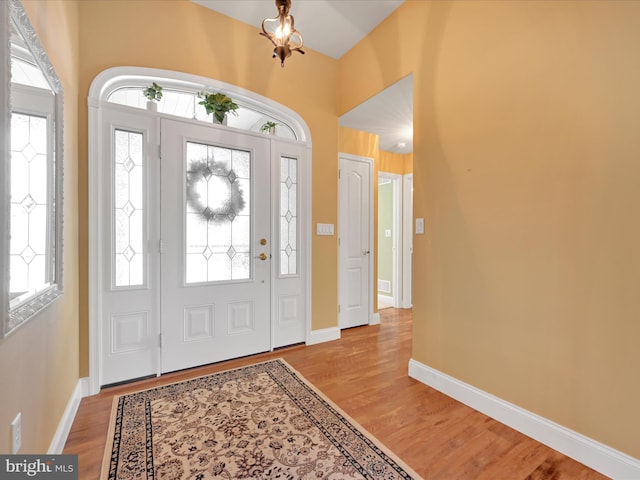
[107,82,298,141]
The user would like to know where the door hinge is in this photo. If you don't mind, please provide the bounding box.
[338,304,341,313]
[159,333,163,347]
[158,143,162,159]
[338,169,341,179]
[159,239,164,253]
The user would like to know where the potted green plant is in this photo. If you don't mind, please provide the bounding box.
[142,82,163,111]
[260,121,278,135]
[198,92,239,124]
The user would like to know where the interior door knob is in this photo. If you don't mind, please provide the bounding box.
[257,252,268,261]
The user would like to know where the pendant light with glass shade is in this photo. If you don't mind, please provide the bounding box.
[260,0,304,67]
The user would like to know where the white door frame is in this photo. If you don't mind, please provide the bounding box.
[377,172,403,308]
[338,153,375,328]
[87,67,312,395]
[402,173,413,308]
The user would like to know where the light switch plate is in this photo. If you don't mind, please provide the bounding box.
[415,218,425,235]
[316,223,334,236]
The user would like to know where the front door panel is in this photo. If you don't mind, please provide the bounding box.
[160,119,271,373]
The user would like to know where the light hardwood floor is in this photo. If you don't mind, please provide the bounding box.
[64,308,609,479]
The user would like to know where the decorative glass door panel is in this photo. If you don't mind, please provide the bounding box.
[272,144,307,348]
[185,142,251,284]
[113,129,144,288]
[279,155,298,276]
[100,109,160,387]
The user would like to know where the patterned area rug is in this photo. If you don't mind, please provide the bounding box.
[102,359,422,479]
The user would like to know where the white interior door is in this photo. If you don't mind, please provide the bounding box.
[160,119,271,373]
[338,154,372,329]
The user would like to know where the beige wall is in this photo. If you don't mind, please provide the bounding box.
[339,0,640,459]
[0,0,79,453]
[76,0,339,375]
[4,0,639,462]
[379,150,412,175]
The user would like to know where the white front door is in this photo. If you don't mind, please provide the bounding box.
[338,154,372,329]
[160,119,271,373]
[97,103,308,388]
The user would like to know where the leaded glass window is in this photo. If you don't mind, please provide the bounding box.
[9,112,51,305]
[113,129,144,287]
[185,142,251,284]
[280,156,297,276]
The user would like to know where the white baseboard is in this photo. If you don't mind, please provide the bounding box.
[377,293,393,305]
[47,379,84,454]
[408,359,640,480]
[307,326,340,345]
[370,312,380,325]
[79,377,91,398]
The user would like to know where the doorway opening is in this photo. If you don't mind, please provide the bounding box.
[378,172,413,310]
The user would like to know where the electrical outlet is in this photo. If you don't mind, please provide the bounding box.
[11,413,22,454]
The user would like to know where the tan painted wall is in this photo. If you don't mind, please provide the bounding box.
[5,0,637,461]
[76,0,339,375]
[379,150,411,175]
[402,153,413,175]
[0,0,79,453]
[339,0,640,459]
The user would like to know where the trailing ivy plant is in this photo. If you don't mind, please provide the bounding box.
[260,121,278,134]
[143,82,163,102]
[198,92,239,123]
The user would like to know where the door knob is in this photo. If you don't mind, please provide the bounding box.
[362,249,370,255]
[257,252,268,261]
[260,238,267,245]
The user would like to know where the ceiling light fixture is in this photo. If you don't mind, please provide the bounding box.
[260,0,304,68]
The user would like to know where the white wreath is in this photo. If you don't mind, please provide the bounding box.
[185,160,245,223]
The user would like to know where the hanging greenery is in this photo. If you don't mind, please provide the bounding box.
[198,92,239,123]
[260,121,278,134]
[142,82,163,102]
[185,160,245,224]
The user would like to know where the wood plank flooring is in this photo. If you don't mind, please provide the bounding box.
[64,308,610,479]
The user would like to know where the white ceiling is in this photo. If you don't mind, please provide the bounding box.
[340,74,413,155]
[192,0,405,59]
[193,0,413,154]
